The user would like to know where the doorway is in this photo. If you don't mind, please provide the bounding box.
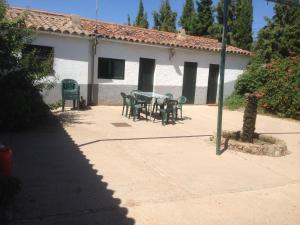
[182,62,198,104]
[206,64,220,104]
[138,58,155,92]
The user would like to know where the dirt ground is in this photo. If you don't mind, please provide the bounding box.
[2,105,300,225]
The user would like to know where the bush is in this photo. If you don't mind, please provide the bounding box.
[258,56,300,119]
[0,1,54,131]
[0,71,50,131]
[234,55,300,119]
[48,100,62,110]
[224,94,246,110]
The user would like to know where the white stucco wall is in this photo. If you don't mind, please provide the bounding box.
[30,32,250,105]
[32,33,91,103]
[94,39,250,104]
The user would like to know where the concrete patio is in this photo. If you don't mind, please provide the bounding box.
[4,106,300,225]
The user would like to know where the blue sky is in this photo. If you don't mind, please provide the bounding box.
[8,0,275,37]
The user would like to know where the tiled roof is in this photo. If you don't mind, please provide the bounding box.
[7,7,251,56]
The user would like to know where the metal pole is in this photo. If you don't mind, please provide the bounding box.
[216,0,229,155]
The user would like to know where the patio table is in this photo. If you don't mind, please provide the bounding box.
[132,91,168,120]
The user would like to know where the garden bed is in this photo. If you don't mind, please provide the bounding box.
[211,130,288,157]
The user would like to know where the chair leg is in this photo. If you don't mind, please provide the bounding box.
[73,100,75,109]
[138,108,141,119]
[172,112,175,124]
[125,105,129,117]
[153,104,157,121]
[122,104,125,116]
[145,104,148,120]
[162,113,166,125]
[62,100,65,112]
[133,108,136,121]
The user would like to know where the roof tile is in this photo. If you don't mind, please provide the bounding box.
[7,7,251,56]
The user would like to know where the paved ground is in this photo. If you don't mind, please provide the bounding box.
[2,106,300,225]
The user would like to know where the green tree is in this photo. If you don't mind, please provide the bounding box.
[153,0,177,32]
[232,0,253,50]
[194,0,214,36]
[0,0,53,130]
[179,0,196,34]
[255,0,300,62]
[209,0,238,43]
[228,1,300,119]
[134,0,149,28]
[127,14,131,26]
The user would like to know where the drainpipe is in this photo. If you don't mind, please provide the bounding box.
[88,36,98,105]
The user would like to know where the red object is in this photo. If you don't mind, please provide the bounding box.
[0,145,12,176]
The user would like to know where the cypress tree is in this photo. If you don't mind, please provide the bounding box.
[134,0,149,28]
[194,0,214,36]
[209,0,237,43]
[232,0,253,50]
[153,0,177,32]
[256,0,300,62]
[179,0,196,34]
[127,14,131,26]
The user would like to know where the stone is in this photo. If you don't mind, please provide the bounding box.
[212,130,289,157]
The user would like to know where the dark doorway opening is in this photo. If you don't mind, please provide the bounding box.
[206,64,220,104]
[138,58,155,92]
[182,62,198,104]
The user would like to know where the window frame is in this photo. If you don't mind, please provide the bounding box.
[22,44,54,69]
[98,57,125,80]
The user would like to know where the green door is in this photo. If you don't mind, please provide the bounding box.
[182,62,198,104]
[138,58,155,92]
[206,64,220,104]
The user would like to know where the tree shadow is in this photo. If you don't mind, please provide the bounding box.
[6,116,135,225]
[49,111,94,126]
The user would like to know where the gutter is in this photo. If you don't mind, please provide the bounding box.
[96,36,251,57]
[88,36,98,105]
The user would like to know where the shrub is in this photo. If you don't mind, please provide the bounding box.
[0,0,54,131]
[48,100,62,110]
[258,55,300,119]
[224,94,246,110]
[234,55,300,119]
[0,71,50,131]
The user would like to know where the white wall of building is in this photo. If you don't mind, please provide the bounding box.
[94,39,249,104]
[32,33,91,103]
[30,33,250,105]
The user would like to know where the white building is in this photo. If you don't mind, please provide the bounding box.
[8,7,251,105]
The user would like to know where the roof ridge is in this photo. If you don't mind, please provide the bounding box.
[7,7,251,55]
[84,18,219,43]
[11,6,219,43]
[10,6,69,17]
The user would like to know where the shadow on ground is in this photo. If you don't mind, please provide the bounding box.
[1,114,135,225]
[53,111,94,126]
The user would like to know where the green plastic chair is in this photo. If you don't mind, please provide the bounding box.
[165,93,173,99]
[61,79,80,111]
[160,99,178,125]
[120,92,130,117]
[128,95,142,121]
[131,90,149,119]
[176,96,187,119]
[152,93,173,117]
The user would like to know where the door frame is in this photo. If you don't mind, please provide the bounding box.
[182,61,198,104]
[138,57,155,92]
[206,64,220,104]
